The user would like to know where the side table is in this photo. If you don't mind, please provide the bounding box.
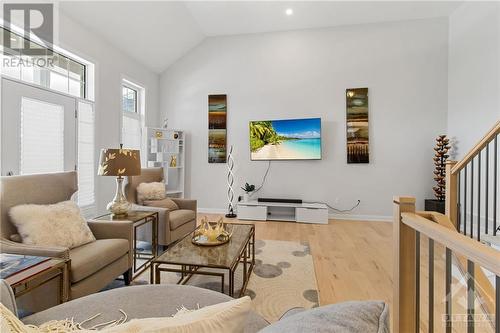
[2,255,69,314]
[93,211,158,278]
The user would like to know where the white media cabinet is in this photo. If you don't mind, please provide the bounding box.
[237,200,328,224]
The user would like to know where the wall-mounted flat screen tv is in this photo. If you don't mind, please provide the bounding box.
[250,117,322,161]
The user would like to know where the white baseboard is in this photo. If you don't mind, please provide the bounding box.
[328,214,392,222]
[198,208,392,223]
[198,208,227,215]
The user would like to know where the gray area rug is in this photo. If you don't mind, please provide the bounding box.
[104,239,318,322]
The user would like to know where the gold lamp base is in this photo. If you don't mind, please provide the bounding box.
[107,177,130,216]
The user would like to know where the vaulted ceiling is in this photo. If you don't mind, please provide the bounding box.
[60,1,463,73]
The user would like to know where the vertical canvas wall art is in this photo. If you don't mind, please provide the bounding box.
[208,94,227,163]
[346,88,369,163]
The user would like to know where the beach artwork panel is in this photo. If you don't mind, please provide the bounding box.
[346,88,369,163]
[208,94,227,163]
[250,118,322,160]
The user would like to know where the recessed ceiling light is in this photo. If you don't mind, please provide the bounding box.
[285,8,293,16]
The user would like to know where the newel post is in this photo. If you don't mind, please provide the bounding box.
[393,196,417,333]
[445,161,458,229]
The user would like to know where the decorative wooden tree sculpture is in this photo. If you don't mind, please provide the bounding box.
[433,135,451,201]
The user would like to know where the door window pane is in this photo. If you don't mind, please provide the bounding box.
[77,101,95,207]
[50,71,68,93]
[69,59,85,81]
[69,79,84,97]
[0,53,21,79]
[20,97,64,174]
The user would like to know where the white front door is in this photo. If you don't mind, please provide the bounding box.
[1,77,77,176]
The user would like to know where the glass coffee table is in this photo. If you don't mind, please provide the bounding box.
[151,223,255,297]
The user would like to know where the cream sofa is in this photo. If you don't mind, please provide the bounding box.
[0,171,134,300]
[125,168,197,247]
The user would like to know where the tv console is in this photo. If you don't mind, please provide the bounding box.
[237,200,328,224]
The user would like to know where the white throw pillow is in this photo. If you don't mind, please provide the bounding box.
[103,296,251,333]
[9,201,96,249]
[136,182,166,204]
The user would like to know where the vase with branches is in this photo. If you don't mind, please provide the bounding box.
[425,135,451,213]
[433,135,451,201]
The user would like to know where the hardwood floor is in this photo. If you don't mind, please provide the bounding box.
[198,215,494,332]
[199,215,394,308]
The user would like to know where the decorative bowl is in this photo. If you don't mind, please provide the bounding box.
[191,219,233,247]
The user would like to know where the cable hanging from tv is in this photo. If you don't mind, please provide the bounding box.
[248,161,360,213]
[250,160,271,196]
[324,200,361,213]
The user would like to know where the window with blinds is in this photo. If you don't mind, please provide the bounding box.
[1,28,87,99]
[20,98,64,175]
[2,26,96,215]
[121,81,145,152]
[77,101,95,210]
[122,86,137,113]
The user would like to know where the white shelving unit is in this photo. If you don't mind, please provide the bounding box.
[145,127,185,198]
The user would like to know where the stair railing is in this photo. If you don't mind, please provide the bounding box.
[446,120,500,239]
[394,197,500,333]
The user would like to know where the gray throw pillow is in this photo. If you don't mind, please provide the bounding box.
[259,301,389,333]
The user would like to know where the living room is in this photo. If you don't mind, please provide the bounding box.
[1,1,499,332]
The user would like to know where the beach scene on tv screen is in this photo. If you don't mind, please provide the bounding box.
[250,118,322,160]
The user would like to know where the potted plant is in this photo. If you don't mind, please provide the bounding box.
[425,135,450,214]
[241,183,256,202]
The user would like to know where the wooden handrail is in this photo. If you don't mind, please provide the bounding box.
[401,212,500,275]
[451,120,500,174]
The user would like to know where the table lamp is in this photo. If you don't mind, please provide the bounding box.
[98,144,141,216]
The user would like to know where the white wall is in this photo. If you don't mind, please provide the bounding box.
[448,2,500,159]
[160,18,449,220]
[57,11,161,213]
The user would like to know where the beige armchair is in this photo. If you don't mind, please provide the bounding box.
[0,171,134,300]
[125,168,197,247]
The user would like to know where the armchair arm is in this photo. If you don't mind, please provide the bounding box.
[0,238,69,259]
[129,204,170,246]
[86,220,134,267]
[87,220,134,241]
[172,198,197,212]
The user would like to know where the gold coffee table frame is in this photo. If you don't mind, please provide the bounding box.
[151,223,255,297]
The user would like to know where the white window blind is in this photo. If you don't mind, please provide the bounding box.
[77,101,95,210]
[122,112,142,150]
[20,98,64,174]
[121,81,144,162]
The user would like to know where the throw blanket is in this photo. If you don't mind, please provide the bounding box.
[1,303,127,332]
[1,296,251,333]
